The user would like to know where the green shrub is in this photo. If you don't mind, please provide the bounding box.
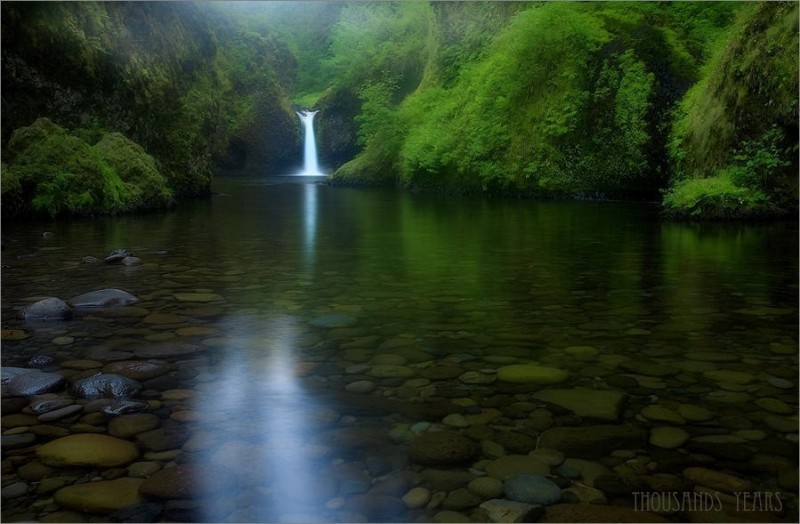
[662,171,775,219]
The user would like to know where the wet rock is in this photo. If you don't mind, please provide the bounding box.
[618,360,679,377]
[443,487,482,510]
[468,476,504,499]
[37,434,139,467]
[422,469,477,491]
[443,413,470,428]
[54,478,144,514]
[485,455,550,479]
[17,460,57,481]
[1,329,29,340]
[367,365,415,378]
[38,404,82,422]
[348,494,406,521]
[23,297,73,321]
[309,314,357,328]
[102,361,170,380]
[68,289,139,308]
[762,415,797,433]
[82,256,101,264]
[102,400,150,416]
[104,249,133,263]
[593,473,646,496]
[121,256,142,266]
[109,414,160,438]
[409,431,478,466]
[402,486,431,509]
[687,435,753,461]
[434,510,473,523]
[422,366,463,380]
[504,474,562,505]
[650,427,690,449]
[345,380,376,394]
[533,388,625,421]
[1,366,37,384]
[538,425,646,459]
[135,342,201,358]
[8,371,66,396]
[682,467,753,493]
[754,398,794,415]
[494,431,538,454]
[640,405,685,424]
[136,426,190,452]
[1,482,31,499]
[541,503,668,522]
[703,370,754,384]
[480,499,540,523]
[71,373,142,398]
[496,364,568,385]
[27,354,56,368]
[1,433,37,448]
[677,404,714,422]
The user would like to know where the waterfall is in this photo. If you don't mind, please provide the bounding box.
[296,110,323,176]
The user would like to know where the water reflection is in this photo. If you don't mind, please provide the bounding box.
[193,316,328,522]
[303,182,318,272]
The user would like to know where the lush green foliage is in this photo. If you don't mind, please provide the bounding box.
[665,2,798,218]
[3,118,173,217]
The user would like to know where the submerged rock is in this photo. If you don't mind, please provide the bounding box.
[408,431,478,466]
[71,373,142,399]
[104,249,133,263]
[8,371,66,396]
[23,297,72,321]
[309,314,357,328]
[504,474,562,505]
[68,289,139,308]
[37,434,140,467]
[533,388,626,421]
[54,478,144,514]
[538,425,646,459]
[496,364,568,385]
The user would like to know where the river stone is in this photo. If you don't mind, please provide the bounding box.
[442,487,482,510]
[2,367,39,383]
[564,346,598,361]
[71,373,142,398]
[504,474,562,505]
[686,351,740,363]
[173,293,224,302]
[136,426,190,452]
[485,455,550,479]
[109,413,160,438]
[401,486,431,509]
[480,499,538,523]
[649,427,690,449]
[496,365,568,385]
[687,435,753,460]
[705,390,751,403]
[677,404,714,422]
[494,431,537,454]
[468,476,504,499]
[408,431,478,466]
[309,314,357,328]
[104,249,132,263]
[640,405,685,424]
[542,503,668,522]
[763,415,798,433]
[703,370,754,385]
[37,434,139,467]
[538,425,646,460]
[135,343,201,358]
[103,361,170,380]
[23,297,73,321]
[121,256,142,266]
[8,371,66,396]
[68,289,139,308]
[367,365,415,378]
[533,388,625,421]
[443,413,470,428]
[459,370,496,385]
[682,467,752,493]
[767,377,794,389]
[755,398,794,415]
[2,482,31,499]
[2,433,37,448]
[421,366,463,380]
[618,360,679,377]
[38,405,83,422]
[143,313,186,325]
[345,380,376,394]
[1,329,29,340]
[54,478,143,514]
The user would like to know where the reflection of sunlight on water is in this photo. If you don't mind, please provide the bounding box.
[303,182,318,272]
[194,316,325,522]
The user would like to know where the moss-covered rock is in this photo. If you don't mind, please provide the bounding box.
[94,132,174,209]
[3,118,174,218]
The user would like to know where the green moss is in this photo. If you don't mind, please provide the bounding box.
[4,117,175,217]
[662,171,775,219]
[94,132,174,209]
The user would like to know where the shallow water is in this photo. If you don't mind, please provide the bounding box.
[1,177,797,522]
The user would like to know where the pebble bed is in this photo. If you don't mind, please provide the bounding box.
[1,191,797,523]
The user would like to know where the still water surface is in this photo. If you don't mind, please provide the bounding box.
[1,177,797,522]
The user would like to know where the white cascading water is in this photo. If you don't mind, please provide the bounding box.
[296,110,323,176]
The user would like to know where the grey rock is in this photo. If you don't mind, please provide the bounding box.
[38,404,82,422]
[121,256,142,266]
[8,372,66,396]
[1,433,36,448]
[68,289,139,308]
[309,314,357,328]
[1,367,38,384]
[71,373,142,399]
[23,297,73,321]
[104,249,133,263]
[504,474,562,505]
[28,398,73,415]
[1,482,30,499]
[109,502,164,523]
[480,499,540,523]
[82,256,101,264]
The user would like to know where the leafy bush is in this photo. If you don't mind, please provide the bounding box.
[662,171,775,219]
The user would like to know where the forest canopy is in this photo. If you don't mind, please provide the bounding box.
[1,1,797,219]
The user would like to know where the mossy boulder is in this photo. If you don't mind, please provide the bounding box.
[3,118,173,217]
[36,434,140,467]
[94,132,174,209]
